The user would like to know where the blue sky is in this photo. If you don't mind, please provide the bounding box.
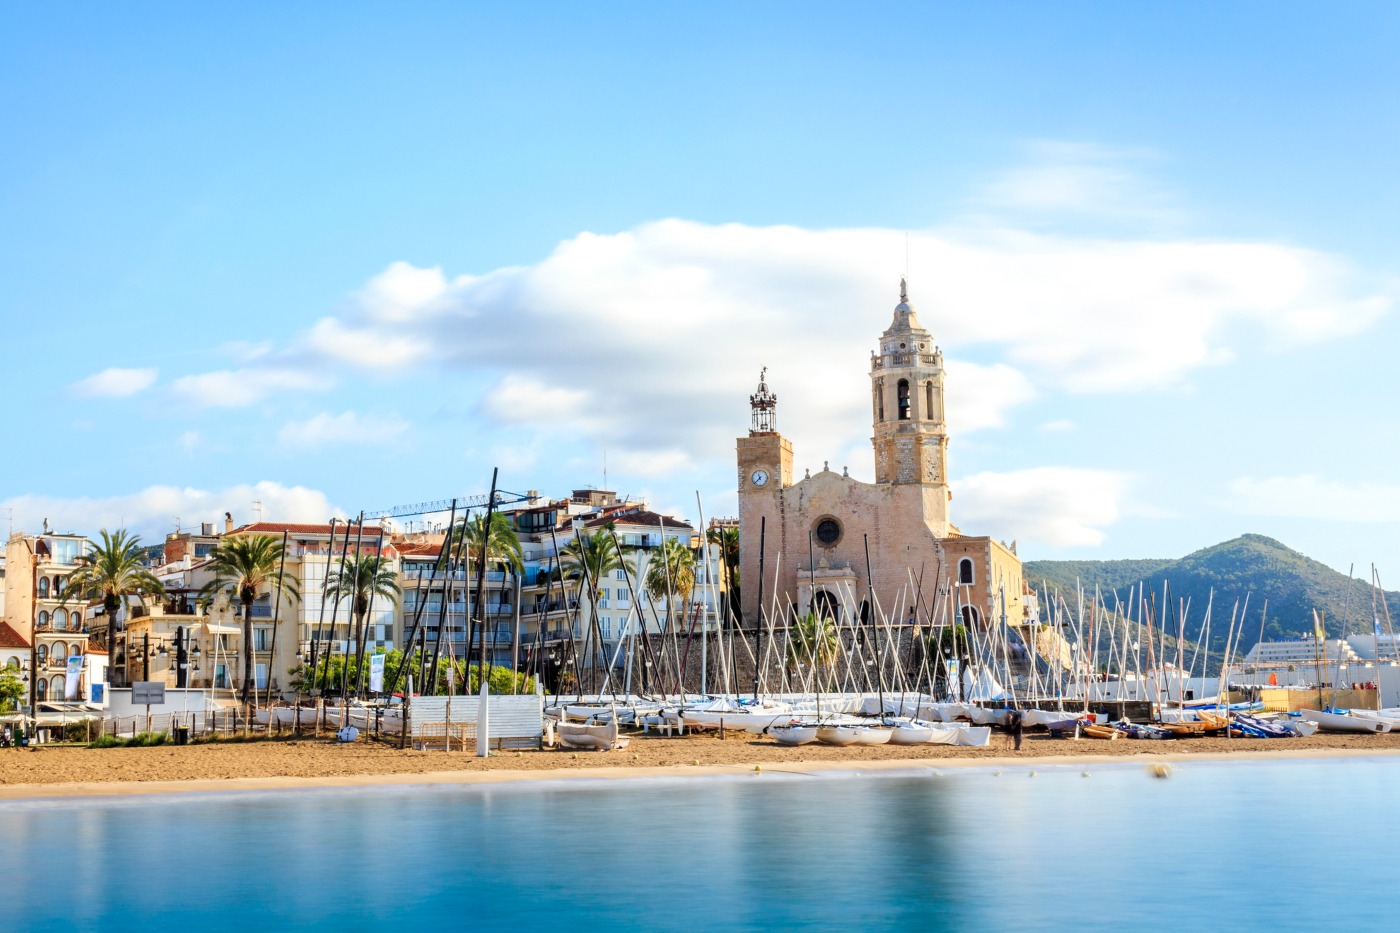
[4,3,1399,578]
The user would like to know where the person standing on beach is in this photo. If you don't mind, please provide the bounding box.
[1010,710,1024,752]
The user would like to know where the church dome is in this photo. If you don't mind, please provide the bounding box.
[882,278,929,339]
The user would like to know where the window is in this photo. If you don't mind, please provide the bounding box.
[253,628,272,651]
[54,577,66,597]
[54,642,68,662]
[897,379,910,420]
[38,610,50,628]
[815,519,841,546]
[958,558,974,585]
[618,590,629,604]
[925,381,934,420]
[615,570,626,580]
[876,379,885,421]
[54,609,69,630]
[38,577,50,599]
[255,663,268,689]
[36,679,47,700]
[5,657,18,669]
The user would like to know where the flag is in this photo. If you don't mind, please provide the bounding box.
[1376,613,1384,640]
[64,654,83,700]
[1313,610,1325,642]
[369,653,385,693]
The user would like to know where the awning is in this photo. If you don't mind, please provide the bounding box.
[202,623,243,635]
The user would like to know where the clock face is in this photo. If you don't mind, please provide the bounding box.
[751,469,769,487]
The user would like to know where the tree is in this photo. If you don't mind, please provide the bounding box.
[454,512,524,575]
[707,525,741,626]
[199,535,299,715]
[786,611,839,673]
[560,525,628,596]
[324,553,400,694]
[60,528,166,649]
[0,669,24,713]
[644,536,697,608]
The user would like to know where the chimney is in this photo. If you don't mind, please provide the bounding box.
[224,512,234,534]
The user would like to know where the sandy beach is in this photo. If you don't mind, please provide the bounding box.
[3,730,1399,800]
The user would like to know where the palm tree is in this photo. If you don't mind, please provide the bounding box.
[199,535,299,715]
[61,528,166,656]
[560,525,628,596]
[453,512,524,575]
[786,611,840,674]
[706,525,740,626]
[323,553,400,694]
[644,536,697,609]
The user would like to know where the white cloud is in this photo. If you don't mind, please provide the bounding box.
[1226,475,1400,523]
[976,140,1181,227]
[159,213,1390,468]
[1039,419,1076,432]
[277,411,409,448]
[177,430,201,453]
[1,482,338,543]
[170,368,330,407]
[70,367,158,398]
[956,467,1131,548]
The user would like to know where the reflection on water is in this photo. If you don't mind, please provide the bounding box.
[2,759,1393,932]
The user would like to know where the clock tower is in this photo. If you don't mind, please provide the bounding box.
[736,367,793,494]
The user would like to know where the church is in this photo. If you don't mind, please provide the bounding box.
[736,281,1029,631]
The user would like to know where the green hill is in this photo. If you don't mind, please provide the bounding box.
[1024,534,1400,653]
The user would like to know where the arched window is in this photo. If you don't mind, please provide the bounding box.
[54,577,66,597]
[925,381,934,420]
[54,609,69,630]
[37,611,50,629]
[54,642,68,662]
[5,657,19,669]
[876,380,885,421]
[958,558,975,585]
[897,379,911,420]
[960,605,981,627]
[36,679,47,701]
[38,577,50,599]
[50,676,64,698]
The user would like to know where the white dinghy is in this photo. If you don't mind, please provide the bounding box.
[816,723,894,747]
[1299,709,1392,734]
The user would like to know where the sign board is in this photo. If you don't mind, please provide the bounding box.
[132,681,166,705]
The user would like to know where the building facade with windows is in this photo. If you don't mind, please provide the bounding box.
[736,282,1028,633]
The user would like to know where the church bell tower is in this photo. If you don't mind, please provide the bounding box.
[871,280,950,511]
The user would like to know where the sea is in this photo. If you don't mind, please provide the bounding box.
[2,756,1393,932]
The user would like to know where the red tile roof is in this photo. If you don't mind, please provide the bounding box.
[0,622,31,649]
[233,522,386,537]
[583,508,694,531]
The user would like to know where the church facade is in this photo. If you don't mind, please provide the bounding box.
[736,282,1028,632]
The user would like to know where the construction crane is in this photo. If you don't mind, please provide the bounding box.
[365,489,535,520]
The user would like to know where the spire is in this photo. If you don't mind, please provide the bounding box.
[749,367,777,434]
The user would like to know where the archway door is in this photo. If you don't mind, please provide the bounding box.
[812,590,840,622]
[960,605,982,628]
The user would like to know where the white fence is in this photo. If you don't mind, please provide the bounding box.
[408,695,543,748]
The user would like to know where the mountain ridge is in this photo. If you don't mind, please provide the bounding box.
[1024,534,1400,652]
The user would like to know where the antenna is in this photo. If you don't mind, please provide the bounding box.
[253,499,264,521]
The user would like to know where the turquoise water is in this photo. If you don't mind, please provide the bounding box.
[3,757,1392,931]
